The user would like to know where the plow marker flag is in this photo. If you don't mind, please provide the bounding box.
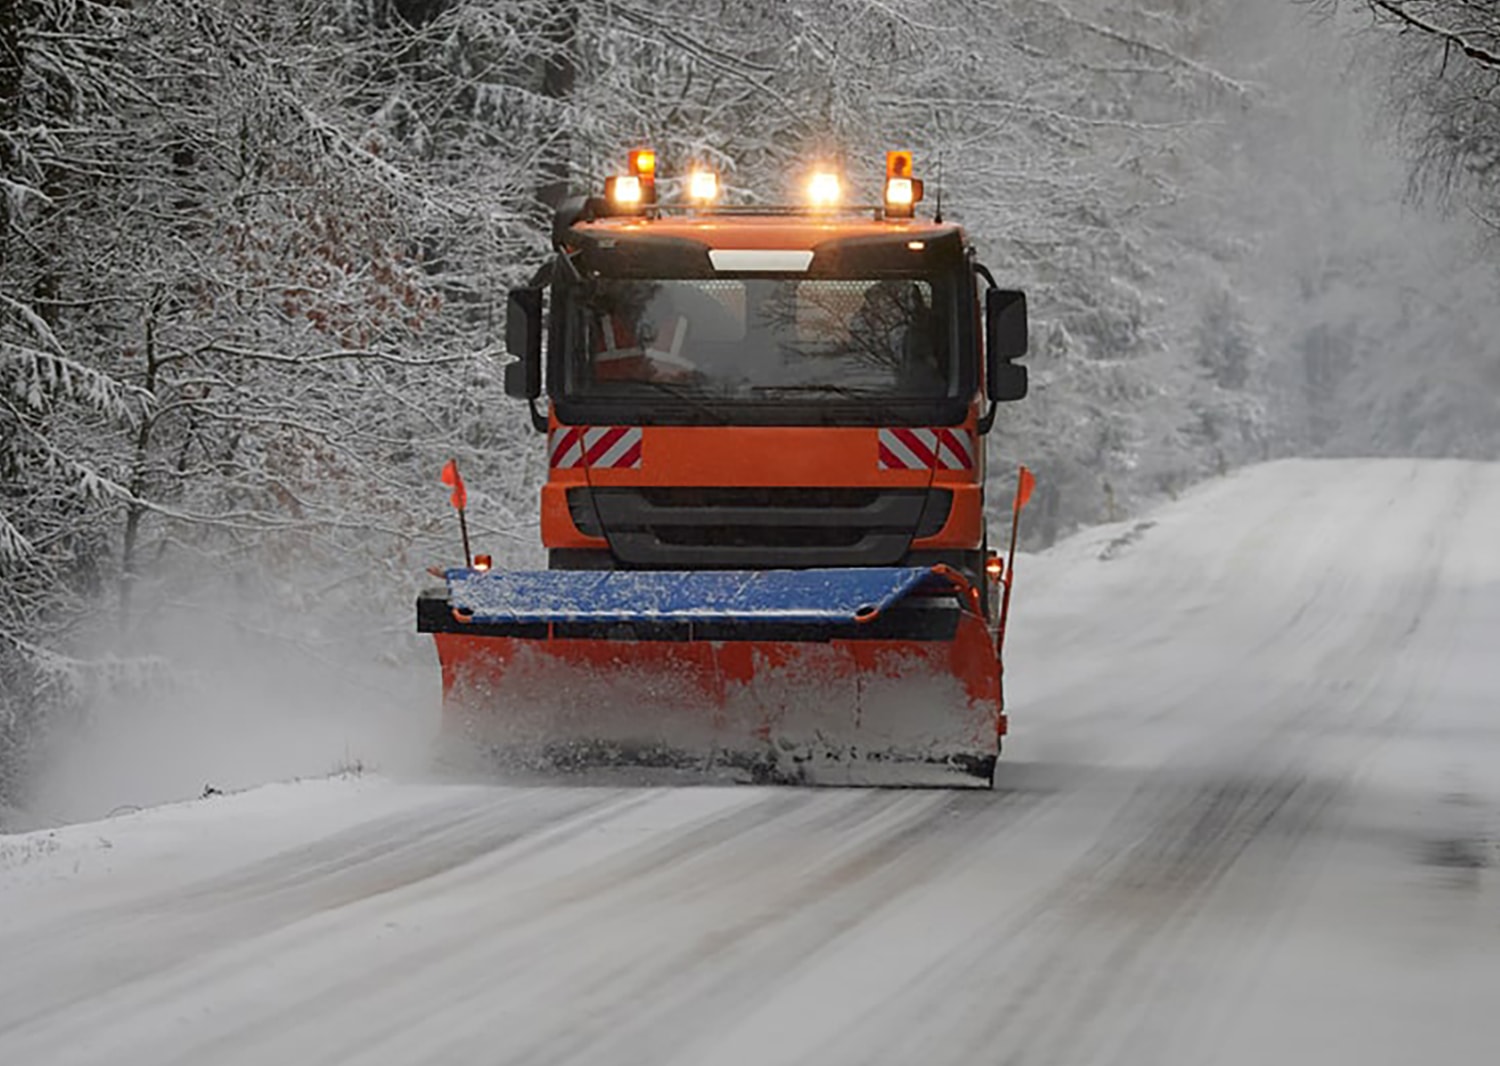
[998,465,1035,661]
[441,459,471,566]
[1015,465,1036,514]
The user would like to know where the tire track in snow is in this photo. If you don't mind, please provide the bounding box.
[22,787,1054,1066]
[0,787,637,1036]
[495,789,1053,1066]
[1020,460,1471,774]
[1011,464,1383,764]
[989,770,1342,1064]
[0,788,820,1064]
[1000,469,1472,1063]
[172,790,1040,1066]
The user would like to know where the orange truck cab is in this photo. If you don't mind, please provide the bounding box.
[505,155,1028,598]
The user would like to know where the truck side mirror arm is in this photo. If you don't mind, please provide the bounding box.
[978,401,998,436]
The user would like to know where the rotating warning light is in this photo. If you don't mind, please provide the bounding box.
[808,171,842,208]
[883,150,923,218]
[688,169,720,203]
[985,551,1003,581]
[629,147,657,178]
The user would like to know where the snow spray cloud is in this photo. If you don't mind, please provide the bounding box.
[30,560,441,825]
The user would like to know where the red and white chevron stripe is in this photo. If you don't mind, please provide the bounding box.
[878,427,975,471]
[549,426,643,470]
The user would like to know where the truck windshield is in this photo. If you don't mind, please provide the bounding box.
[557,276,963,410]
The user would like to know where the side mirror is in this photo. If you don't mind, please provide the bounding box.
[504,287,543,400]
[986,289,1028,403]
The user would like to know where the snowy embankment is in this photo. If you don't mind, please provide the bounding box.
[2,458,1499,1066]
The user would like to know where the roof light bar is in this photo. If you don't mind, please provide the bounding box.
[807,171,842,209]
[590,149,930,218]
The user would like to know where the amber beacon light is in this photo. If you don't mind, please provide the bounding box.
[884,150,924,218]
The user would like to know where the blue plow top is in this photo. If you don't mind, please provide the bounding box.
[445,567,946,626]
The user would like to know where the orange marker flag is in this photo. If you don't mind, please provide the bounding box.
[440,458,467,510]
[1014,465,1036,513]
[998,463,1036,662]
[439,459,472,567]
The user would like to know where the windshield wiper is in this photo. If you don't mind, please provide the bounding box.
[621,378,728,420]
[750,384,924,421]
[752,384,889,398]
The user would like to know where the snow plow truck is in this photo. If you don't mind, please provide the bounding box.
[417,149,1031,786]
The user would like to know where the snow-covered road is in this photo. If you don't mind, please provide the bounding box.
[3,459,1498,1065]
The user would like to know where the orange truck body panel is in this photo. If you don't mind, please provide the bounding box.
[540,413,986,551]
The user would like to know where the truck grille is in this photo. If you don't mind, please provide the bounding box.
[568,487,951,568]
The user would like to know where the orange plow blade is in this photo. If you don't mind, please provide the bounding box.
[417,568,1003,787]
